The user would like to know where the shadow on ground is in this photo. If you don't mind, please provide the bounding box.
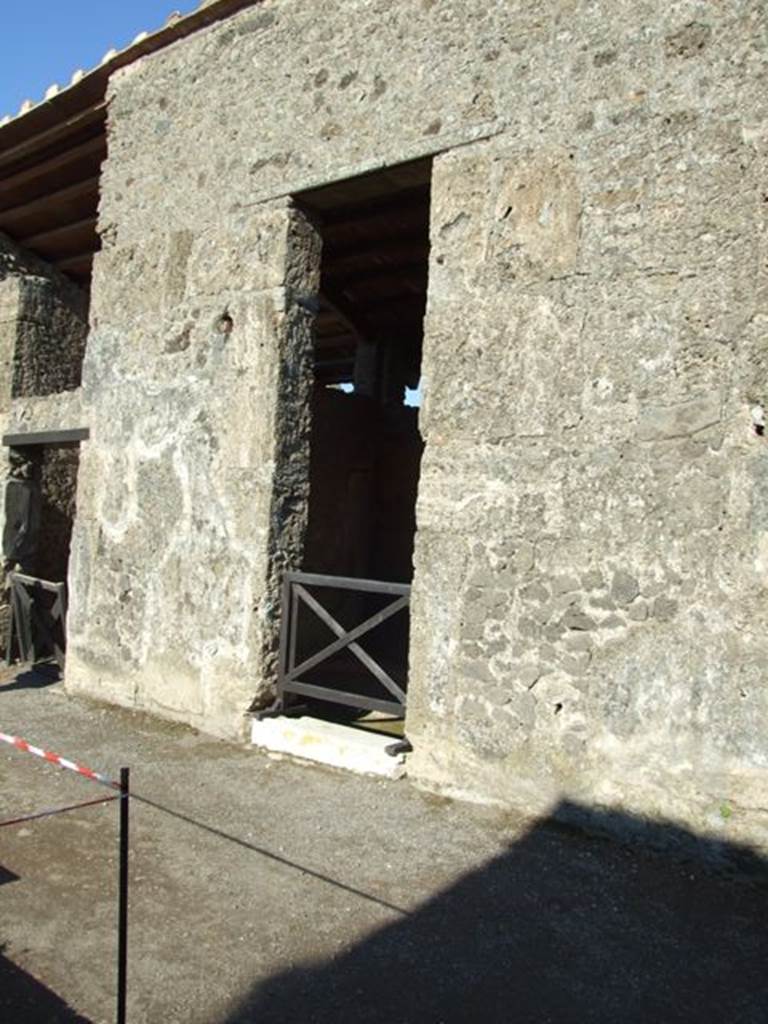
[0,945,91,1024]
[223,801,768,1024]
[1,864,87,1021]
[0,863,19,886]
[0,662,61,693]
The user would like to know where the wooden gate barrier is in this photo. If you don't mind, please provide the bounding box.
[276,572,410,716]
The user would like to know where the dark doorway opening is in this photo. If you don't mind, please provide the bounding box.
[2,438,82,669]
[288,159,431,724]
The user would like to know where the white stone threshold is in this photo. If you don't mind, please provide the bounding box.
[250,715,407,779]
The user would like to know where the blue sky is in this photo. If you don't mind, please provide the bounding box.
[0,1,198,118]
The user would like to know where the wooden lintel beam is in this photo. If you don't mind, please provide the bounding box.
[3,427,89,447]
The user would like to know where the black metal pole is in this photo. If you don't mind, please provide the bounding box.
[117,767,129,1024]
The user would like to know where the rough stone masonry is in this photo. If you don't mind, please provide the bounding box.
[3,1,767,852]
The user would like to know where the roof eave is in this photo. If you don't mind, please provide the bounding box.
[0,0,261,151]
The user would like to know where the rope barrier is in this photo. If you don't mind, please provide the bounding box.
[0,730,118,789]
[0,793,120,828]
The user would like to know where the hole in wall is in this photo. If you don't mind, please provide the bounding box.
[216,312,234,335]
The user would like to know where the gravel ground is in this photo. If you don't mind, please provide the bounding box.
[0,664,766,1024]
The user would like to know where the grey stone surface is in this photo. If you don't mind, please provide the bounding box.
[0,233,88,400]
[17,0,763,848]
[611,570,641,607]
[67,200,320,736]
[399,3,768,847]
[0,236,89,654]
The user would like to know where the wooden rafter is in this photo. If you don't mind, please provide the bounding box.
[0,135,106,196]
[22,216,98,250]
[320,285,374,346]
[1,176,99,223]
[0,104,106,174]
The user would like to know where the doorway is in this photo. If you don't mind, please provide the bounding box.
[2,434,83,669]
[283,159,431,726]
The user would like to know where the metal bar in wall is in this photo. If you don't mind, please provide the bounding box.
[2,427,89,447]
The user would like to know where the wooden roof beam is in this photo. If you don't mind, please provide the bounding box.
[324,235,429,270]
[319,286,374,346]
[0,103,106,174]
[0,175,99,225]
[55,251,96,274]
[323,259,428,288]
[319,197,430,241]
[0,136,106,196]
[22,216,98,250]
[318,185,430,226]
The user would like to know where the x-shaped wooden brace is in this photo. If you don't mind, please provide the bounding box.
[288,584,408,704]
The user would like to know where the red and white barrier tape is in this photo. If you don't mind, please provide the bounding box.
[0,793,120,829]
[0,731,118,790]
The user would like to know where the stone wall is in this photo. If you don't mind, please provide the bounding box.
[66,201,320,736]
[408,50,768,848]
[0,232,88,400]
[68,0,768,844]
[0,235,89,653]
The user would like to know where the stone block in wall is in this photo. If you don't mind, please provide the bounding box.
[91,206,299,329]
[13,303,87,398]
[485,150,581,283]
[423,146,586,444]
